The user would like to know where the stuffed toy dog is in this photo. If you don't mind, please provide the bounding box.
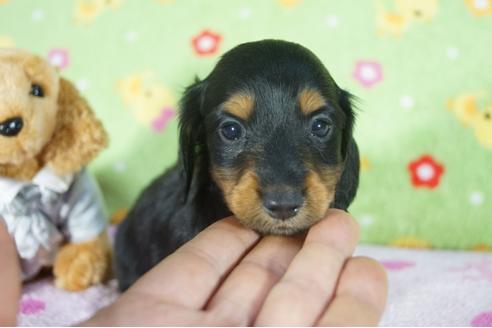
[0,49,110,291]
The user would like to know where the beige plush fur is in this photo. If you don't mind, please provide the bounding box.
[53,232,111,291]
[0,49,110,291]
[0,49,108,179]
[0,49,59,175]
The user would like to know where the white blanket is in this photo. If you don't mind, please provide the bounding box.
[17,243,492,326]
[356,245,492,327]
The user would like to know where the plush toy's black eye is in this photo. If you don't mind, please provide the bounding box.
[311,118,331,138]
[30,84,44,97]
[220,122,243,141]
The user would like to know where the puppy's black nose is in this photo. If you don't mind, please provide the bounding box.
[263,192,304,220]
[0,117,24,137]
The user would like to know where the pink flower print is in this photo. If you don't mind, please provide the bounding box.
[449,259,492,282]
[48,48,70,70]
[152,107,175,132]
[19,298,46,315]
[192,30,222,56]
[471,312,492,327]
[380,260,415,271]
[352,60,383,88]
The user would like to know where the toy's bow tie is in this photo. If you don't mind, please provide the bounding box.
[9,184,63,260]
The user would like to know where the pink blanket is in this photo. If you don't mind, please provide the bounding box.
[17,245,492,326]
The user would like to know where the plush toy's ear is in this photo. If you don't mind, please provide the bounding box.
[178,79,207,197]
[42,78,108,175]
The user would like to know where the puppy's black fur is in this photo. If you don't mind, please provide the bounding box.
[115,40,359,291]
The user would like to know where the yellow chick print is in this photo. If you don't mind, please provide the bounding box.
[0,36,14,48]
[447,92,492,150]
[377,0,438,36]
[74,0,122,24]
[465,0,492,16]
[474,105,492,149]
[360,155,371,172]
[377,9,409,36]
[118,72,176,132]
[392,236,432,249]
[277,0,302,7]
[397,0,439,21]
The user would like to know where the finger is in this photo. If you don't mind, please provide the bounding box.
[255,209,360,326]
[0,221,21,326]
[82,292,209,326]
[129,217,260,309]
[206,234,303,325]
[317,256,388,326]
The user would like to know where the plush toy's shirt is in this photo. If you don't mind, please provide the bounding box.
[0,167,107,280]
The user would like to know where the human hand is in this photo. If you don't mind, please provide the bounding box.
[0,219,21,326]
[83,209,387,326]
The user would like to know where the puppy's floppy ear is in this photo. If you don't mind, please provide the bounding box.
[338,88,356,159]
[178,79,207,196]
[42,78,108,175]
[332,88,359,210]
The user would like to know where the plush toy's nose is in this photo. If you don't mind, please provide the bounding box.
[0,117,24,137]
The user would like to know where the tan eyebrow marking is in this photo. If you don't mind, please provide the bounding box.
[298,88,326,115]
[223,91,255,120]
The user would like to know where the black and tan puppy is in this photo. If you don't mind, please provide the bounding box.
[115,40,359,291]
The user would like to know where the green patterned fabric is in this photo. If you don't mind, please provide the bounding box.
[1,0,491,250]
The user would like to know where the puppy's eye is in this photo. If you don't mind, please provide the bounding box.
[220,122,243,141]
[30,84,44,97]
[311,118,331,138]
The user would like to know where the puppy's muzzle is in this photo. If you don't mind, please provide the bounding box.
[0,117,23,137]
[262,187,304,220]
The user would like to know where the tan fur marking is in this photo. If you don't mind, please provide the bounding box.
[211,166,237,195]
[223,92,255,120]
[303,168,340,223]
[212,167,265,230]
[298,88,326,115]
[212,164,342,236]
[228,170,262,224]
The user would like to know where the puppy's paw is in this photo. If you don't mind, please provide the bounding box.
[54,233,110,291]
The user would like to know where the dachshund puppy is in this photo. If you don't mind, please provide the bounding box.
[115,40,360,291]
